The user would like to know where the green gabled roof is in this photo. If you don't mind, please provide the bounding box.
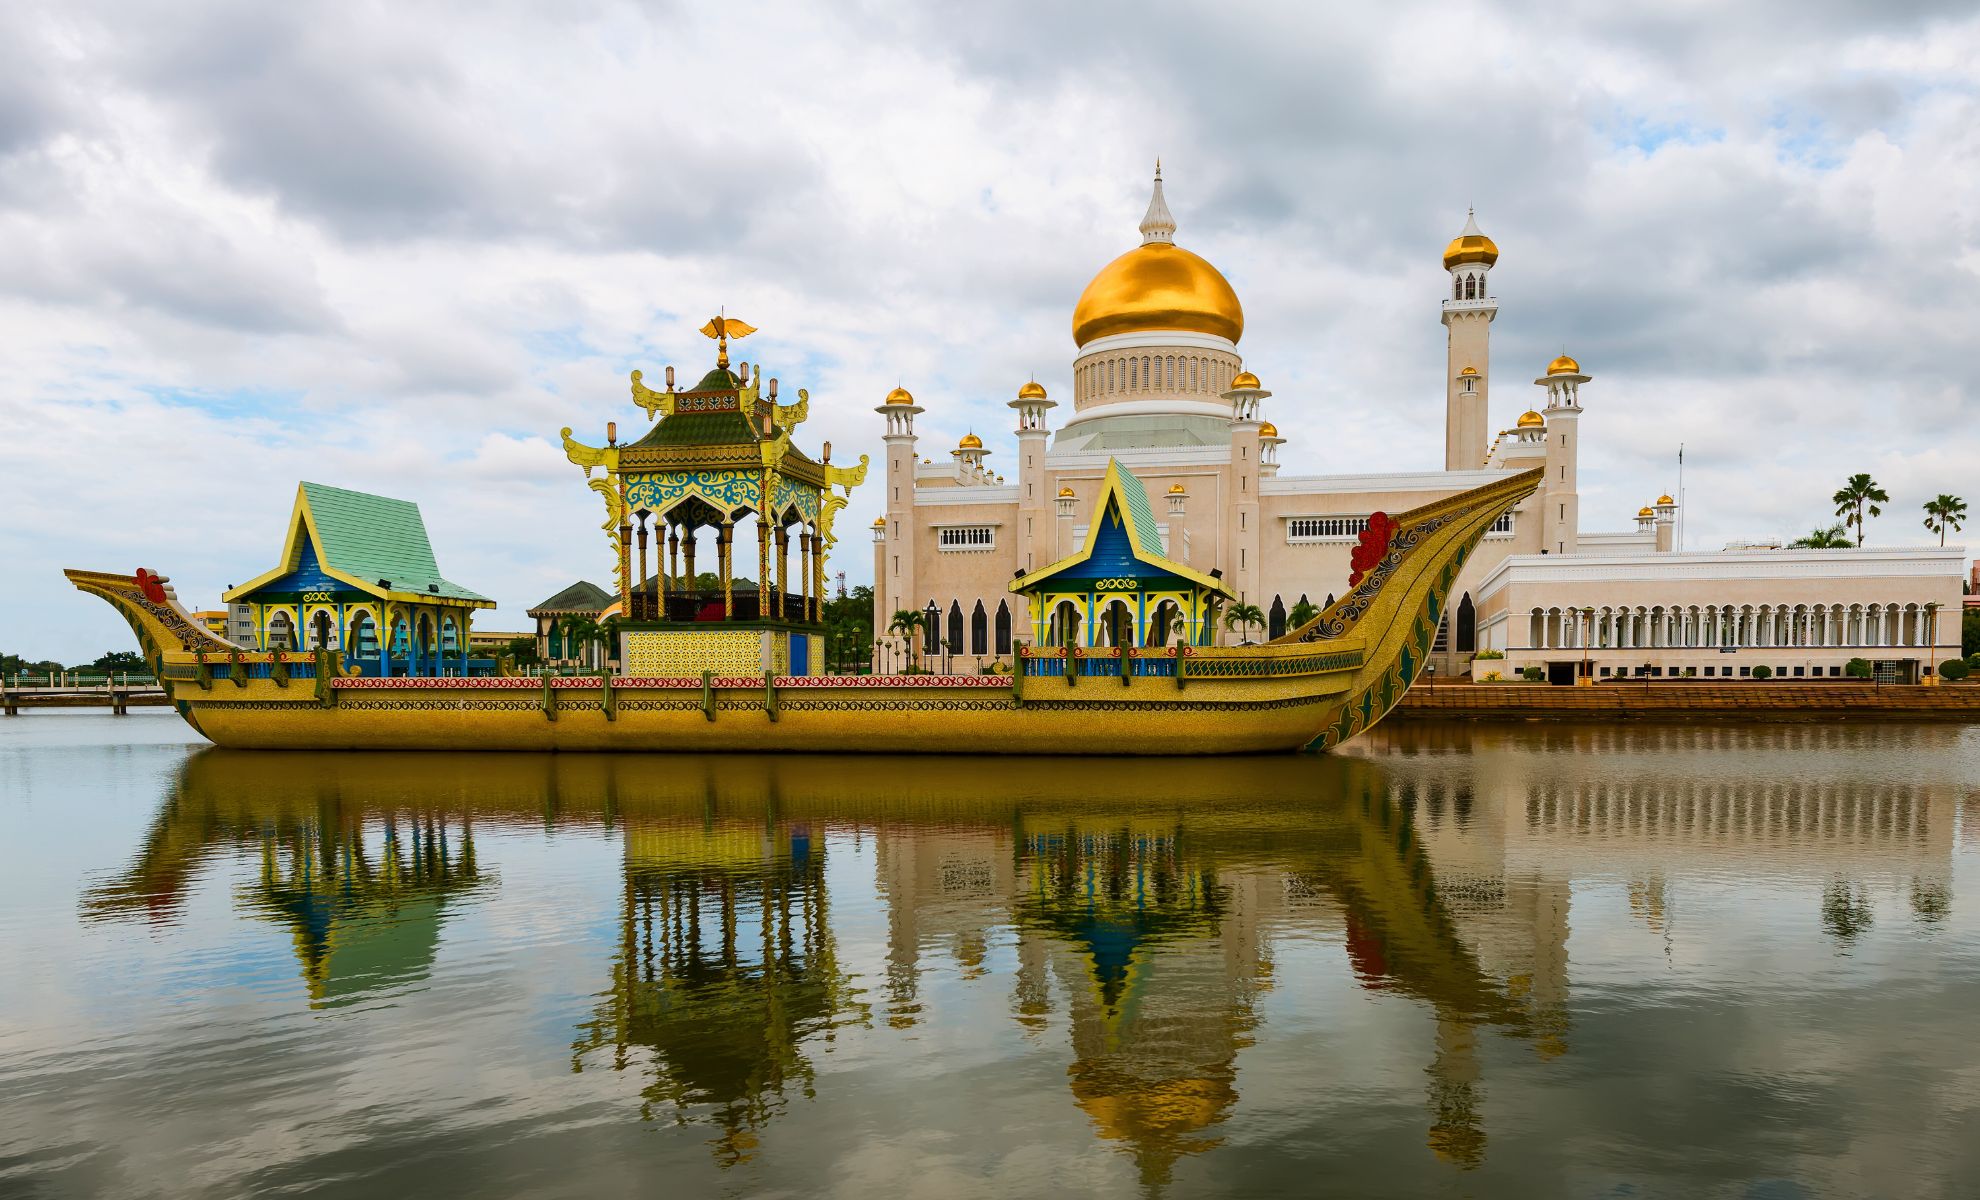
[530,580,612,614]
[1115,464,1168,559]
[300,482,491,603]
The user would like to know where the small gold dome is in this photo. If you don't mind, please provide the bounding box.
[1638,506,1655,518]
[1231,371,1261,390]
[1657,494,1674,506]
[1168,482,1187,494]
[1017,380,1047,400]
[1058,486,1075,497]
[1072,243,1244,348]
[872,516,886,528]
[959,432,983,450]
[1459,365,1478,376]
[1546,354,1581,376]
[885,386,915,405]
[1516,410,1544,428]
[1258,421,1279,438]
[1442,211,1499,269]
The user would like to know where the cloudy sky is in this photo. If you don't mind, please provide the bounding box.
[3,0,1976,663]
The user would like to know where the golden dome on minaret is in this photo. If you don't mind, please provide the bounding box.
[1657,494,1674,506]
[1072,167,1244,348]
[1058,486,1076,497]
[1230,371,1261,390]
[1546,354,1581,376]
[958,432,983,450]
[1258,421,1279,438]
[1442,209,1499,269]
[1167,482,1186,494]
[1516,410,1545,428]
[884,386,915,405]
[1638,506,1655,518]
[1017,380,1048,400]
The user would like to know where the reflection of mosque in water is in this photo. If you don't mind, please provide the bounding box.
[84,735,1973,1177]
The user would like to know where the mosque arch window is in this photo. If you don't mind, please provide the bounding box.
[1456,593,1477,652]
[971,600,988,655]
[1268,595,1287,640]
[1287,515,1371,541]
[947,600,964,655]
[938,525,996,550]
[994,600,1011,655]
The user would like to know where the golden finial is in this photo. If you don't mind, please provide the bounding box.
[700,312,757,370]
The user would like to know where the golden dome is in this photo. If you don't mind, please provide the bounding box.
[1058,486,1075,497]
[1168,482,1186,494]
[1546,354,1581,376]
[1442,210,1499,269]
[884,386,915,405]
[1459,366,1478,377]
[1258,421,1279,438]
[1017,380,1048,400]
[871,516,886,528]
[958,432,983,450]
[1516,409,1544,428]
[1230,370,1261,390]
[1657,494,1674,505]
[1072,243,1243,347]
[1638,506,1655,517]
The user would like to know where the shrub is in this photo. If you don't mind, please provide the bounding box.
[1844,657,1872,678]
[1479,670,1504,682]
[1521,665,1544,682]
[1751,664,1773,680]
[1938,659,1971,682]
[1472,649,1504,660]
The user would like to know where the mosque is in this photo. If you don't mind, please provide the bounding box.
[872,170,1964,683]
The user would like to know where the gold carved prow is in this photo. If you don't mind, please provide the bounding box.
[561,427,617,477]
[700,314,757,369]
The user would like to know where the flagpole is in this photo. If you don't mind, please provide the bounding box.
[1677,443,1685,552]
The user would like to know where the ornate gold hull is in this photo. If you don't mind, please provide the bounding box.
[67,469,1539,755]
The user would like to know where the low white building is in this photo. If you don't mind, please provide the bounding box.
[1475,547,1967,683]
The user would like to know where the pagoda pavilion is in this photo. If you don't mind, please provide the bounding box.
[1011,458,1232,662]
[224,482,494,676]
[561,317,866,677]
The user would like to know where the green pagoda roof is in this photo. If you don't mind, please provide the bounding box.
[529,580,613,614]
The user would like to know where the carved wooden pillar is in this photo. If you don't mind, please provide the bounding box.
[776,526,790,622]
[718,521,734,620]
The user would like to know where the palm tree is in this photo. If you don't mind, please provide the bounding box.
[1789,524,1851,549]
[888,609,926,672]
[1832,474,1888,547]
[1224,602,1266,644]
[1288,597,1321,631]
[557,614,601,670]
[1923,494,1967,547]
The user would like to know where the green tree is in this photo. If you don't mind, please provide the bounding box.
[1938,659,1970,682]
[1789,524,1851,549]
[1224,602,1266,644]
[1289,597,1321,630]
[1832,474,1889,547]
[506,637,542,669]
[1966,609,1980,660]
[1844,657,1872,678]
[1751,664,1773,680]
[888,609,927,672]
[822,585,875,673]
[92,650,145,673]
[1922,494,1967,547]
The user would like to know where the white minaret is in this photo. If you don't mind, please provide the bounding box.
[1223,371,1271,623]
[1535,355,1589,555]
[1009,381,1056,573]
[874,386,923,643]
[1442,211,1499,471]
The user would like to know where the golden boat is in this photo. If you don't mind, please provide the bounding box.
[67,468,1537,755]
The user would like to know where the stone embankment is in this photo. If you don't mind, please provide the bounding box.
[1394,682,1980,721]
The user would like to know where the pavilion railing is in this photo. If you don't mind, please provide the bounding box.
[629,589,816,624]
[1018,643,1364,680]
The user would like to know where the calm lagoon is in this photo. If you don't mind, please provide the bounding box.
[4,711,1980,1198]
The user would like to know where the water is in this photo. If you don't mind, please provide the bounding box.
[4,712,1980,1199]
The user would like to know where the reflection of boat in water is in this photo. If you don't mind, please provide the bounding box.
[65,469,1537,755]
[87,749,1567,1174]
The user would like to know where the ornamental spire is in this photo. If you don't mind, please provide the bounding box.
[1139,161,1175,245]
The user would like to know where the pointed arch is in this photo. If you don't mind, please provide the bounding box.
[1268,594,1287,640]
[947,600,963,655]
[994,599,1012,655]
[1456,592,1476,652]
[970,599,988,655]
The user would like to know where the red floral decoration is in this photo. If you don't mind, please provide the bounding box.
[1346,512,1394,589]
[135,568,168,605]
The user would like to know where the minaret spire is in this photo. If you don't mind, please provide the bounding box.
[1139,162,1176,245]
